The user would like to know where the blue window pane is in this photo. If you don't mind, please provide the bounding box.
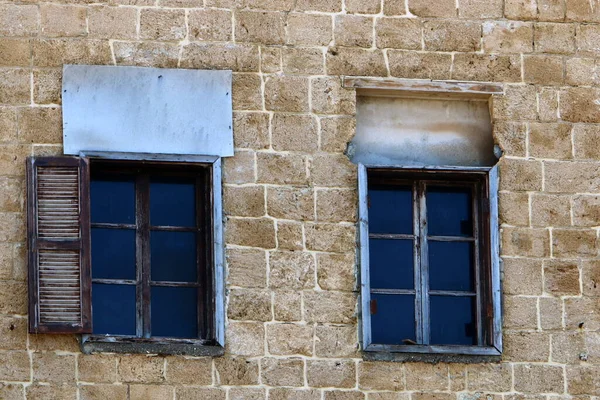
[368,186,412,234]
[150,231,197,282]
[92,228,136,280]
[150,179,196,227]
[427,186,472,237]
[92,284,136,336]
[430,296,476,345]
[371,294,415,345]
[151,287,198,338]
[91,179,135,224]
[429,241,474,291]
[369,239,414,290]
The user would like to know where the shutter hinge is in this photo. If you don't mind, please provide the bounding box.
[370,299,377,315]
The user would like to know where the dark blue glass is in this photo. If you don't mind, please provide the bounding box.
[91,179,135,224]
[371,294,415,345]
[429,241,474,291]
[92,283,136,335]
[91,228,136,280]
[430,296,476,345]
[369,239,413,290]
[150,179,196,227]
[151,287,198,338]
[150,231,197,282]
[368,186,412,234]
[427,186,473,237]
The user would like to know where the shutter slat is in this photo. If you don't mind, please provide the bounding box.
[28,156,92,334]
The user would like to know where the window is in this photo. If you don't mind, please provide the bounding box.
[359,166,501,361]
[26,154,224,356]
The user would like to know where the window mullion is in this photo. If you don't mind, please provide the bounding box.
[418,181,430,345]
[472,183,483,346]
[138,175,151,338]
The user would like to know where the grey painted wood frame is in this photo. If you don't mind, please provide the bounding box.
[358,164,502,358]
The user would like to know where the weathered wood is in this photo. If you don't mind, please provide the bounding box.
[358,164,372,349]
[211,158,225,346]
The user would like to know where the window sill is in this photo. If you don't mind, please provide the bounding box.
[80,335,225,357]
[363,345,502,364]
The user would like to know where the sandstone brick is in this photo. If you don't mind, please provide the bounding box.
[224,185,265,218]
[305,223,355,253]
[503,257,543,295]
[180,43,259,72]
[382,0,405,15]
[552,331,586,363]
[496,85,538,120]
[544,260,580,295]
[294,0,342,12]
[233,112,269,150]
[232,73,263,111]
[273,290,302,321]
[504,295,538,329]
[531,193,571,227]
[514,364,564,393]
[32,39,112,67]
[539,87,559,122]
[375,18,421,50]
[499,191,529,226]
[26,384,77,400]
[88,6,137,39]
[0,39,30,67]
[189,9,232,41]
[265,76,309,112]
[282,47,324,75]
[0,212,24,243]
[566,365,600,395]
[538,0,566,20]
[0,351,29,381]
[581,260,600,297]
[0,4,39,36]
[412,394,454,400]
[215,357,259,385]
[534,23,576,54]
[140,9,185,40]
[483,21,534,53]
[544,161,600,192]
[566,297,600,330]
[567,0,600,22]
[316,189,357,223]
[261,46,281,73]
[286,13,332,46]
[405,363,449,391]
[423,20,481,52]
[0,177,22,213]
[540,297,563,330]
[502,227,550,257]
[227,247,267,288]
[33,352,76,383]
[267,323,313,356]
[358,362,404,391]
[230,388,266,400]
[321,116,355,153]
[276,221,303,251]
[505,0,537,19]
[467,364,512,392]
[0,281,27,315]
[18,107,62,144]
[325,391,365,400]
[262,357,304,387]
[0,108,17,143]
[267,187,314,220]
[41,4,86,37]
[408,0,455,16]
[303,290,355,324]
[312,77,356,115]
[459,0,503,17]
[529,123,572,159]
[227,321,265,356]
[235,11,285,45]
[28,333,79,352]
[307,360,356,388]
[242,0,295,11]
[223,150,255,184]
[523,55,564,85]
[494,122,527,157]
[257,153,308,185]
[0,243,15,280]
[270,388,321,400]
[0,384,23,400]
[326,48,387,77]
[315,325,358,357]
[388,51,452,80]
[504,331,550,361]
[118,355,165,383]
[269,251,315,289]
[176,388,226,400]
[498,158,542,192]
[130,385,173,400]
[228,288,272,321]
[573,125,600,160]
[317,253,355,291]
[552,229,597,258]
[572,195,600,231]
[334,15,373,48]
[271,114,318,152]
[345,0,380,13]
[452,54,521,82]
[368,393,410,400]
[12,243,26,281]
[78,354,117,383]
[577,24,600,55]
[226,217,276,249]
[311,154,357,187]
[165,356,212,384]
[79,385,128,400]
[0,70,30,105]
[113,41,180,68]
[33,69,61,105]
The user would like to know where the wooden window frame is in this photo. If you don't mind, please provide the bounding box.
[358,165,501,362]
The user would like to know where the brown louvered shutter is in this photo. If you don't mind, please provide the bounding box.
[27,157,92,334]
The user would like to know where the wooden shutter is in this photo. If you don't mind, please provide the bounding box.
[27,156,92,334]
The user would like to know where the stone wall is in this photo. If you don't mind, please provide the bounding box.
[1,0,600,399]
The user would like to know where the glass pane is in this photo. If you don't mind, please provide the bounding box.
[150,179,196,227]
[429,241,474,292]
[150,231,197,282]
[427,186,473,237]
[371,294,415,345]
[92,283,136,336]
[151,287,198,338]
[91,178,135,224]
[91,228,136,280]
[368,186,412,235]
[369,239,413,290]
[430,296,476,345]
